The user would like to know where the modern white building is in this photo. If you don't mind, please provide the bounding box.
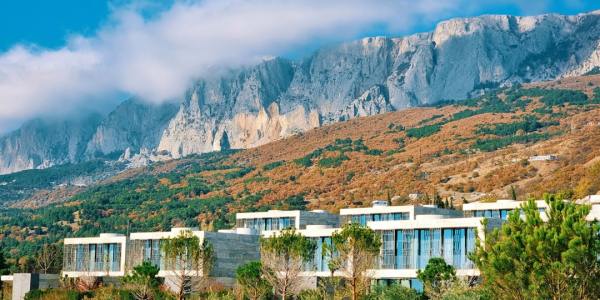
[235,209,339,235]
[263,205,498,292]
[367,215,502,290]
[462,199,549,220]
[528,155,558,162]
[339,201,464,225]
[127,227,260,282]
[63,233,128,277]
[62,227,260,286]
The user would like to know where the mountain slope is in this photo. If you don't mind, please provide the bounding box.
[4,11,600,174]
[3,75,600,260]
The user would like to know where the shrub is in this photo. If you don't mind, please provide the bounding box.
[365,284,420,300]
[263,161,284,171]
[406,123,442,139]
[317,154,349,168]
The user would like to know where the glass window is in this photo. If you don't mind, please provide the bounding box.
[410,279,424,293]
[315,238,323,271]
[392,213,407,220]
[500,210,508,220]
[443,229,453,265]
[89,244,96,271]
[323,237,332,272]
[396,230,403,269]
[373,214,381,222]
[381,230,395,268]
[466,228,476,269]
[360,215,367,226]
[491,210,500,219]
[397,230,416,269]
[431,229,442,258]
[76,244,84,271]
[453,229,465,269]
[418,230,431,269]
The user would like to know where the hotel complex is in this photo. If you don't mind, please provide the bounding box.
[57,198,599,291]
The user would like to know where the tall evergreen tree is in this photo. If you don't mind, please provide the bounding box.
[472,194,600,299]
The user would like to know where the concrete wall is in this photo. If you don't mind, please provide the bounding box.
[8,274,59,300]
[299,211,339,229]
[204,232,261,279]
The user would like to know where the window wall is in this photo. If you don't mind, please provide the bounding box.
[63,243,122,272]
[381,227,477,270]
[471,208,542,220]
[237,217,295,232]
[305,237,333,272]
[373,279,424,293]
[127,239,163,270]
[471,209,512,219]
[343,212,409,226]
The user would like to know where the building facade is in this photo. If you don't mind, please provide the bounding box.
[235,209,339,235]
[462,199,549,220]
[339,201,463,225]
[264,208,500,291]
[63,227,260,285]
[61,197,587,292]
[63,233,127,277]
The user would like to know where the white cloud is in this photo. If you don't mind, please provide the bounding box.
[0,0,560,133]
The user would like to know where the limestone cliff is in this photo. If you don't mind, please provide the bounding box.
[3,11,600,173]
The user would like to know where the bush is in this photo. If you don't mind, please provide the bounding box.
[24,289,88,300]
[317,154,349,168]
[473,132,553,152]
[262,161,284,171]
[406,123,442,139]
[365,284,420,300]
[476,116,557,136]
[298,289,324,300]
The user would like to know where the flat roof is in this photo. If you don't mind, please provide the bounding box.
[64,234,127,245]
[130,227,203,240]
[367,217,488,230]
[463,199,548,211]
[236,210,302,219]
[339,205,420,215]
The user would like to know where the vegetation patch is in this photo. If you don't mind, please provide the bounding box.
[406,123,443,139]
[473,132,554,152]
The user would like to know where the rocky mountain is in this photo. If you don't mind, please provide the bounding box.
[3,11,600,173]
[86,99,178,157]
[0,115,102,174]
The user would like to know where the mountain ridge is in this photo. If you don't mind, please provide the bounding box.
[3,11,600,174]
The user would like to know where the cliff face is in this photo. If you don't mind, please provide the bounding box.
[86,99,178,157]
[0,116,102,174]
[3,12,600,173]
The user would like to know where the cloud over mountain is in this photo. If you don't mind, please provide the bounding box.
[0,0,562,134]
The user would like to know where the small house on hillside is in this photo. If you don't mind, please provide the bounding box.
[528,154,558,162]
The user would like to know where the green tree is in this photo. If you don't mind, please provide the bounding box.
[260,228,315,300]
[472,194,600,299]
[417,257,457,299]
[122,261,161,300]
[235,261,271,300]
[161,230,214,300]
[34,243,62,274]
[365,284,420,300]
[508,185,517,201]
[331,223,382,300]
[0,247,7,276]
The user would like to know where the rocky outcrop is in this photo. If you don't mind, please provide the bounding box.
[86,99,178,157]
[0,115,102,174]
[3,11,600,173]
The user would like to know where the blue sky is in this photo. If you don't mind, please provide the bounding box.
[1,1,599,55]
[1,0,600,133]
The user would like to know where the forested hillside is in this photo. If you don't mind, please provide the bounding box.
[2,75,600,265]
